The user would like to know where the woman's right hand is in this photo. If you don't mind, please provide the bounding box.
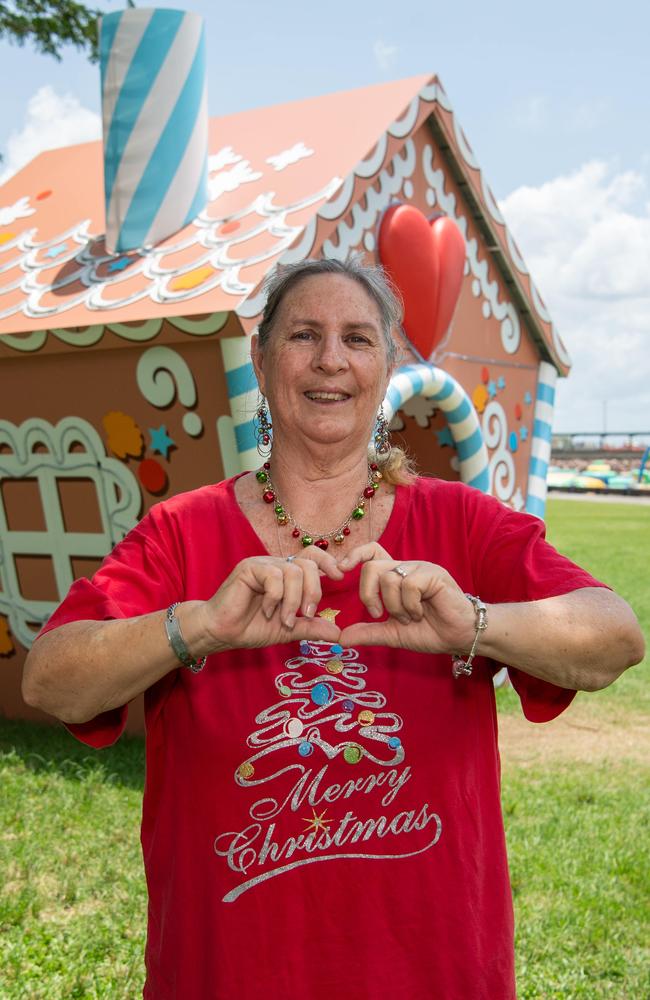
[196,548,344,653]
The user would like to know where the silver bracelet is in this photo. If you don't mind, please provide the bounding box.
[164,603,206,674]
[451,594,488,678]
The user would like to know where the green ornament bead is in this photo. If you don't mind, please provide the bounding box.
[256,470,268,483]
[352,507,365,520]
[274,505,284,515]
[301,535,314,547]
[372,482,380,491]
[343,743,363,764]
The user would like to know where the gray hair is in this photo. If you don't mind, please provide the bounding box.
[256,257,402,364]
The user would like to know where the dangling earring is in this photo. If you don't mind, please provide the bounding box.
[255,395,273,458]
[374,403,391,457]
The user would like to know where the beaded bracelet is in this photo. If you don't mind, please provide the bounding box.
[164,603,206,674]
[451,594,488,678]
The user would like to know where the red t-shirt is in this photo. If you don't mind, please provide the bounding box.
[39,477,605,999]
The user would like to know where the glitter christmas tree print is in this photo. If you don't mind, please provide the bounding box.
[213,632,443,902]
[235,638,405,785]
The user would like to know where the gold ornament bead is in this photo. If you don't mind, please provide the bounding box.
[238,762,255,780]
[333,533,345,544]
[358,709,375,726]
[326,659,344,674]
[277,514,289,525]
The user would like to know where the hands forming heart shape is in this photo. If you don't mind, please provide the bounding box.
[202,542,478,659]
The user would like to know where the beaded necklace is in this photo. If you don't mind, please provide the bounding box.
[256,461,383,550]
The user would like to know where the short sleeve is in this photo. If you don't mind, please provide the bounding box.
[36,507,185,747]
[471,495,609,723]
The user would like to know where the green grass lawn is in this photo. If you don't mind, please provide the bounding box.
[505,762,650,999]
[498,498,650,717]
[501,498,650,997]
[1,498,648,998]
[0,722,146,1000]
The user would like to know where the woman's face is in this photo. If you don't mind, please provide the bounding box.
[252,273,392,454]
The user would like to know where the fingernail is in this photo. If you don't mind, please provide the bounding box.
[370,606,382,619]
[398,615,410,625]
[265,608,274,620]
[284,615,295,629]
[305,604,316,619]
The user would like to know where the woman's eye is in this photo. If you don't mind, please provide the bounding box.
[291,330,314,341]
[347,335,371,345]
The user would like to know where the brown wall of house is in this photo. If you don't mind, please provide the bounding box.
[0,315,242,730]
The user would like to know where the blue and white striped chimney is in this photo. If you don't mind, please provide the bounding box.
[99,7,208,254]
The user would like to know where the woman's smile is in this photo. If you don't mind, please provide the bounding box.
[303,389,352,404]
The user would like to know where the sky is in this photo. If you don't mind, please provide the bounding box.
[1,0,649,434]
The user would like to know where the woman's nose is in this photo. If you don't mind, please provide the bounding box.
[314,335,348,372]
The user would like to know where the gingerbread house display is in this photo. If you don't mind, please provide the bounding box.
[0,70,570,728]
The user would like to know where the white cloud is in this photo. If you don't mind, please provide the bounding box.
[0,85,101,186]
[500,161,650,432]
[512,95,610,137]
[373,39,398,71]
[513,95,549,132]
[565,96,612,133]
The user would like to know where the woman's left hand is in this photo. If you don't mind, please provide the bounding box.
[337,543,477,655]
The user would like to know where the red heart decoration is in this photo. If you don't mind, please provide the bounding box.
[430,215,466,350]
[378,204,440,359]
[378,204,466,360]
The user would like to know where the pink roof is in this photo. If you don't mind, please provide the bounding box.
[0,74,570,372]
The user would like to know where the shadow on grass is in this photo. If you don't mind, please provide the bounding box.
[0,718,145,791]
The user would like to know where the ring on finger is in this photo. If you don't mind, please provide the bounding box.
[392,565,408,579]
[286,555,297,563]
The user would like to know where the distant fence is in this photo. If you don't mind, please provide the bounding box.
[553,432,650,452]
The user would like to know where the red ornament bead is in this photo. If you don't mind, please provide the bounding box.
[262,490,275,503]
[343,526,351,536]
[292,528,300,538]
[370,463,378,471]
[315,539,329,550]
[363,486,375,499]
[263,462,271,469]
[262,434,270,445]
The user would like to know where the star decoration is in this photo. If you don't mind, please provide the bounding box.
[149,424,175,459]
[436,427,455,448]
[520,426,529,442]
[108,255,135,272]
[318,608,340,623]
[497,376,506,390]
[303,809,333,834]
[45,242,69,258]
[524,391,532,405]
[487,380,497,399]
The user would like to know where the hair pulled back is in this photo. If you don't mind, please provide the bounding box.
[256,257,416,485]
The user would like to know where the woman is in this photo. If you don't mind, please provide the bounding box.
[23,258,644,999]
